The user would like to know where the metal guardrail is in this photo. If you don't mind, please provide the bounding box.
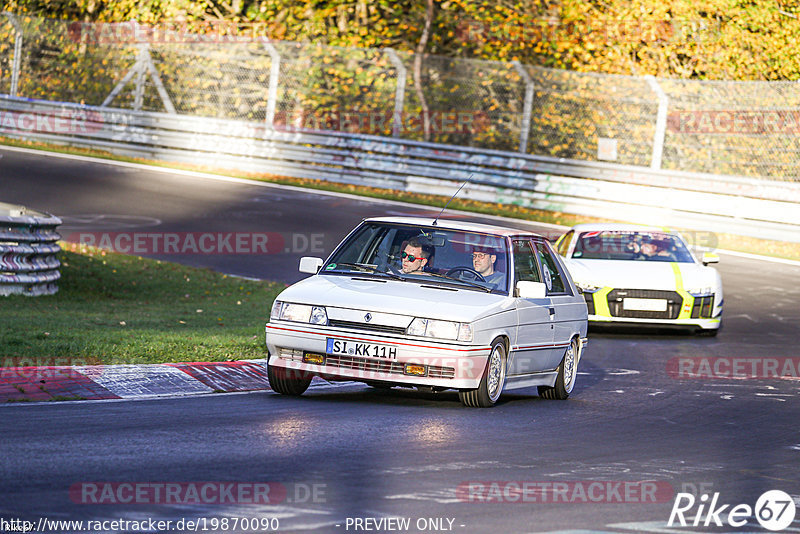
[0,201,62,296]
[1,96,799,243]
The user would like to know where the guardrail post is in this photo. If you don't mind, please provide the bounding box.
[385,48,407,138]
[3,12,23,97]
[263,42,280,128]
[646,75,668,170]
[513,60,534,154]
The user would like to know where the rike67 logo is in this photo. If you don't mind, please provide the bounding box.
[668,490,797,531]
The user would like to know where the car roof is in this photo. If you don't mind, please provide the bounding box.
[568,223,677,235]
[364,216,542,238]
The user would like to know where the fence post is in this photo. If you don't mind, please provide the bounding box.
[385,48,407,138]
[646,75,668,170]
[513,60,534,154]
[263,42,280,128]
[3,12,23,97]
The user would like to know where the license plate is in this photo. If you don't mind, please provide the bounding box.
[623,298,667,312]
[326,338,398,360]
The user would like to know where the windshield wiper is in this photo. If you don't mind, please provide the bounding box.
[421,272,494,292]
[330,262,406,281]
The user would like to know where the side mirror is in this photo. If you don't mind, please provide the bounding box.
[702,252,719,265]
[516,281,547,299]
[299,256,324,274]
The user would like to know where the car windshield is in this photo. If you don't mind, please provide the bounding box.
[321,222,510,294]
[572,231,695,263]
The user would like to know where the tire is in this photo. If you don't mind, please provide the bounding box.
[459,338,507,408]
[267,363,312,396]
[697,322,721,337]
[538,338,579,400]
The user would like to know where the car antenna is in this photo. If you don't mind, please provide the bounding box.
[432,173,474,226]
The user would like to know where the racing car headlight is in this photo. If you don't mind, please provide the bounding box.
[575,282,599,293]
[406,318,473,341]
[688,287,713,296]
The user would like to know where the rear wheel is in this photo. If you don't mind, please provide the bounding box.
[538,338,578,400]
[459,338,506,408]
[267,363,312,396]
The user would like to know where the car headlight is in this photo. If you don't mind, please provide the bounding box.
[688,287,713,296]
[575,282,599,293]
[271,301,328,325]
[270,300,284,321]
[309,306,328,325]
[407,318,473,342]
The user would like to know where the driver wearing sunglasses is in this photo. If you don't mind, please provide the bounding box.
[400,238,432,274]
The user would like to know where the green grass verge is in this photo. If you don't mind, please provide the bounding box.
[2,136,799,261]
[0,245,285,365]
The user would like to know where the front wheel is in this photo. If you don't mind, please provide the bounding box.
[538,338,579,400]
[459,338,506,408]
[696,323,721,337]
[267,363,312,396]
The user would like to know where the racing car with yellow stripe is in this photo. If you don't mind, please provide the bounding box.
[554,224,722,335]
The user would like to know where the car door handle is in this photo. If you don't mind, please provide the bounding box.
[548,307,556,316]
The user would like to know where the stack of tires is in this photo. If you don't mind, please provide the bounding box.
[0,202,62,296]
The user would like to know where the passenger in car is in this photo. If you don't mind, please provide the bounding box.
[638,236,675,260]
[400,238,433,274]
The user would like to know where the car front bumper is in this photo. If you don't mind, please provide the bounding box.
[587,314,721,330]
[583,287,721,330]
[265,322,492,389]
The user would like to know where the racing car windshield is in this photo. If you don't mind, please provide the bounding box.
[573,231,695,263]
[321,222,510,294]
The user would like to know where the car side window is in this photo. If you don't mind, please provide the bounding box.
[535,241,566,294]
[512,240,541,283]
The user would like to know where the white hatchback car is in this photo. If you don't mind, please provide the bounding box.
[555,224,723,335]
[265,217,588,407]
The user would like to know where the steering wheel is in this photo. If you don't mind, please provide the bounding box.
[445,266,486,282]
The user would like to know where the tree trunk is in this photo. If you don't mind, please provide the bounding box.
[412,0,434,141]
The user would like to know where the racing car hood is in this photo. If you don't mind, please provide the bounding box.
[565,259,720,292]
[273,273,511,323]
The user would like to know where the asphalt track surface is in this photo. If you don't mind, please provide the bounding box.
[2,146,800,533]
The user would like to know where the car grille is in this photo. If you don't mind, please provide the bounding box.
[327,319,408,336]
[691,295,715,318]
[606,289,682,319]
[279,348,303,361]
[324,354,456,379]
[277,349,455,379]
